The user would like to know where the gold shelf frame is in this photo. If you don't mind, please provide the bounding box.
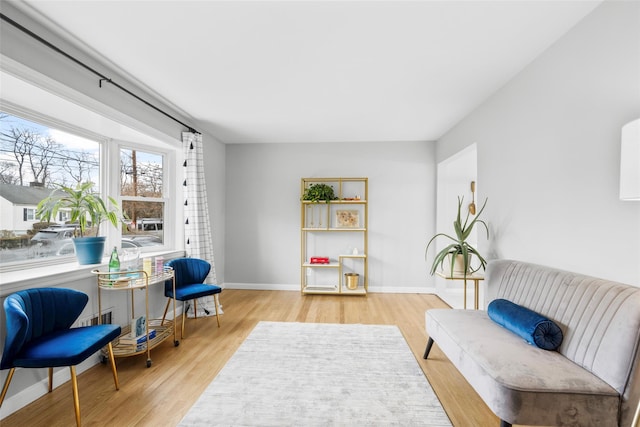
[300,177,368,296]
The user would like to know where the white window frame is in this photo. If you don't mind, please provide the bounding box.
[0,109,177,272]
[0,59,184,294]
[23,208,36,221]
[113,141,175,253]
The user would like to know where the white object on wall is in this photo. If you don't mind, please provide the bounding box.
[620,118,640,201]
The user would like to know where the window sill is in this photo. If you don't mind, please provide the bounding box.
[0,249,185,297]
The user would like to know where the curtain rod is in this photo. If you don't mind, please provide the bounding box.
[0,13,199,134]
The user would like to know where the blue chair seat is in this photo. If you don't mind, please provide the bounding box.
[1,288,121,427]
[14,324,121,368]
[162,257,222,338]
[166,283,221,301]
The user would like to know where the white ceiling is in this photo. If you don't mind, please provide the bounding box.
[14,0,602,144]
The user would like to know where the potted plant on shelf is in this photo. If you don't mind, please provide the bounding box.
[301,183,338,203]
[36,182,125,265]
[426,196,489,278]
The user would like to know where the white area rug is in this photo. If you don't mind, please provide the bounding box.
[178,321,451,426]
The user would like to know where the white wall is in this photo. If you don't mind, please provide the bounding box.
[225,141,437,292]
[202,135,227,283]
[437,0,640,287]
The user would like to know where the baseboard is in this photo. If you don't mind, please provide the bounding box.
[370,286,437,294]
[224,282,300,291]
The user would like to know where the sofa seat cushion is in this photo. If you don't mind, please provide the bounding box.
[426,308,620,426]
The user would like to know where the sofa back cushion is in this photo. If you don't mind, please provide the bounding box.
[485,259,640,396]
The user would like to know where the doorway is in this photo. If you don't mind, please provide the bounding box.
[434,144,478,308]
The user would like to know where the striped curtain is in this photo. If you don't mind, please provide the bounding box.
[182,131,220,317]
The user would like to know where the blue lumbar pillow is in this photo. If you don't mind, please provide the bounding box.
[487,299,563,351]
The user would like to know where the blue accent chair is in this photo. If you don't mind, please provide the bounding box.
[161,258,221,338]
[0,288,121,426]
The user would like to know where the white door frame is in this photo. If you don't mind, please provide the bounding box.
[434,144,478,308]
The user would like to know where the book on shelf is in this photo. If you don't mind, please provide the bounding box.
[130,315,146,337]
[119,329,156,346]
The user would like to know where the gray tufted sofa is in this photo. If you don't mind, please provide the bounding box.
[424,259,640,427]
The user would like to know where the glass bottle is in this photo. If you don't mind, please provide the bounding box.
[109,246,120,279]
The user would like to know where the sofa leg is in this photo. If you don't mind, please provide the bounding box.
[500,420,512,427]
[423,337,434,359]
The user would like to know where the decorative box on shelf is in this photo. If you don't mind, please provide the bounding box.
[310,256,330,264]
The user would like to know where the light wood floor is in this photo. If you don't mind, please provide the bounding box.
[2,290,502,427]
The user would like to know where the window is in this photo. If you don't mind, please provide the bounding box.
[0,112,101,264]
[120,148,165,249]
[0,111,171,268]
[23,208,35,221]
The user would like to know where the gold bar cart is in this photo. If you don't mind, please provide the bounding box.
[92,267,178,367]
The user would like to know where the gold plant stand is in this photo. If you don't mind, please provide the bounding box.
[436,271,484,310]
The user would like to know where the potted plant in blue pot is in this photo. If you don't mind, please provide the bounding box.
[36,182,125,264]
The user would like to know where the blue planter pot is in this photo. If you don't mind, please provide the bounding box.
[73,237,106,265]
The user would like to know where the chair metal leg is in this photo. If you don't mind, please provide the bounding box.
[423,337,434,359]
[214,294,221,328]
[106,343,119,390]
[48,367,54,392]
[0,368,15,407]
[194,299,198,319]
[161,298,171,325]
[69,366,81,427]
[181,301,186,339]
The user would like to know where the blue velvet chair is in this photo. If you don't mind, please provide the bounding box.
[0,288,121,426]
[161,258,221,338]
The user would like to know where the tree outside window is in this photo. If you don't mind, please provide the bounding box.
[120,148,165,248]
[0,112,101,263]
[0,112,168,266]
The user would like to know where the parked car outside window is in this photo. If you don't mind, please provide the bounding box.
[31,226,77,256]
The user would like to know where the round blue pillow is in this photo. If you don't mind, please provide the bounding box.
[487,299,563,351]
